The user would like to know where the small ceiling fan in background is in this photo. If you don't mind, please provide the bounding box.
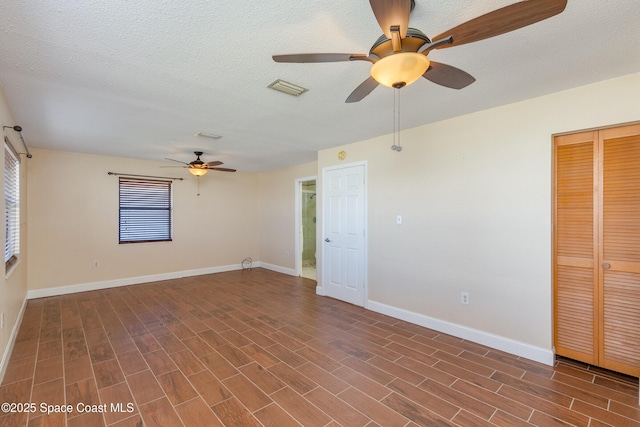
[163,151,236,176]
[273,0,568,102]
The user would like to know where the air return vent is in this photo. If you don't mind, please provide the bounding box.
[194,132,222,139]
[268,79,308,96]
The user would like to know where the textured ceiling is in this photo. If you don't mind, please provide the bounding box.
[0,0,638,172]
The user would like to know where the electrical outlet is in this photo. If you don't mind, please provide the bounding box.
[93,260,100,268]
[461,292,470,305]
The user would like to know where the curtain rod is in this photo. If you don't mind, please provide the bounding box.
[3,125,32,158]
[107,172,184,181]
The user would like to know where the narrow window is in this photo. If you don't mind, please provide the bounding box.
[119,178,172,244]
[4,138,20,271]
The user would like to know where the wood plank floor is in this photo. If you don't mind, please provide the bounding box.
[1,268,638,426]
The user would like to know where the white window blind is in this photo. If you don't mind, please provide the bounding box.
[119,178,172,244]
[4,139,20,270]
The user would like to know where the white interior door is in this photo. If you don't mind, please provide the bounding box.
[322,163,366,306]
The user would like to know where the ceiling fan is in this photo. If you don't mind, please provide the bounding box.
[273,0,567,102]
[163,151,236,176]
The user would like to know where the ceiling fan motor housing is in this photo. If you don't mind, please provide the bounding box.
[369,28,431,59]
[191,151,205,167]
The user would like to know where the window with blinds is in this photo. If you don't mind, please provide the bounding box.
[4,139,20,271]
[119,178,172,244]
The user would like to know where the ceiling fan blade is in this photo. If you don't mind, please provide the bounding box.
[423,62,476,89]
[369,0,411,38]
[208,167,236,172]
[159,166,188,168]
[346,76,380,103]
[205,160,223,167]
[165,157,189,165]
[433,0,567,49]
[273,53,370,63]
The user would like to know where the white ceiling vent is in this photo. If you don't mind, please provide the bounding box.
[268,79,308,96]
[194,132,222,139]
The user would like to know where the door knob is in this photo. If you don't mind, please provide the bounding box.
[324,238,331,242]
[602,263,611,269]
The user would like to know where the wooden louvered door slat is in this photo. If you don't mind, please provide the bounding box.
[554,132,598,365]
[599,125,640,377]
[554,123,640,378]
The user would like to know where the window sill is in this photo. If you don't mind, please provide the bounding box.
[119,239,173,245]
[5,258,20,279]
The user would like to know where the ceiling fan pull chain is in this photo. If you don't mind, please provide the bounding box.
[391,91,395,150]
[391,89,402,152]
[391,89,397,151]
[397,89,402,152]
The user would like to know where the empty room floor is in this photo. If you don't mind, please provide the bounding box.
[0,269,638,426]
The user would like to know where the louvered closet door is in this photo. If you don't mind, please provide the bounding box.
[554,123,640,377]
[554,132,598,365]
[599,124,640,377]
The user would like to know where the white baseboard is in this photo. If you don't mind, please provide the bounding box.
[25,262,301,300]
[26,264,243,300]
[255,262,297,277]
[367,300,554,366]
[0,297,27,384]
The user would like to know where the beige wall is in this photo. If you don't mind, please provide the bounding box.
[258,162,317,270]
[0,84,28,376]
[27,149,261,290]
[3,73,638,369]
[317,73,640,350]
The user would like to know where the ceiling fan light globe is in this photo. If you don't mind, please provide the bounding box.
[370,53,430,88]
[189,168,208,177]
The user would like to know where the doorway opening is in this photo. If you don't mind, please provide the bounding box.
[296,177,317,281]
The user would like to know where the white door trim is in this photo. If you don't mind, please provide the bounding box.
[320,161,368,307]
[294,176,317,278]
